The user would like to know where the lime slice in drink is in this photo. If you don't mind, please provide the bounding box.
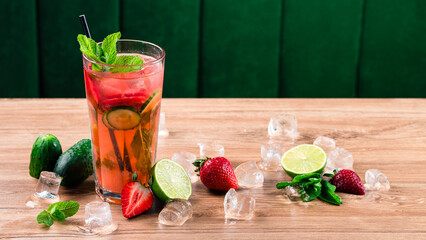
[151,158,192,202]
[281,144,327,178]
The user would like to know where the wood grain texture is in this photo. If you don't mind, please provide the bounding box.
[0,98,425,239]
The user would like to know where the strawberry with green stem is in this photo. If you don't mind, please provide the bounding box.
[193,157,238,191]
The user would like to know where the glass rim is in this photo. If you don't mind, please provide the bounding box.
[82,39,165,68]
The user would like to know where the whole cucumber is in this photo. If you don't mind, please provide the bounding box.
[54,139,93,187]
[29,134,62,179]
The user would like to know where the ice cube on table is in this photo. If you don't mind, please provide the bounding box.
[234,161,264,189]
[224,188,255,220]
[171,152,198,183]
[326,147,353,171]
[268,114,297,141]
[313,136,336,155]
[26,171,61,208]
[159,112,169,137]
[198,141,225,158]
[78,201,118,235]
[282,185,301,201]
[364,169,390,191]
[158,199,193,226]
[259,142,285,171]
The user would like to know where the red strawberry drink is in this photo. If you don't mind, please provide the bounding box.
[82,40,165,204]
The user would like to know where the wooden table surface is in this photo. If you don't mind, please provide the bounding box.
[0,98,425,240]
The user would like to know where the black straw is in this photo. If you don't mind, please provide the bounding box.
[79,14,126,173]
[79,14,92,39]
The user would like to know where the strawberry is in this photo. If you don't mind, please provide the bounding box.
[121,173,154,218]
[101,95,148,111]
[330,169,365,195]
[193,157,238,191]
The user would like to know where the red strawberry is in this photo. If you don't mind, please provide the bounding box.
[101,95,148,111]
[121,174,154,218]
[330,169,365,195]
[194,157,238,191]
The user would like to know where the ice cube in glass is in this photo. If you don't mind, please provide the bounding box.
[234,161,264,188]
[364,169,390,191]
[171,152,198,183]
[158,199,193,226]
[78,201,118,235]
[224,188,255,220]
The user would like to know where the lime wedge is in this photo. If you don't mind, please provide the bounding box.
[151,158,192,202]
[281,144,327,178]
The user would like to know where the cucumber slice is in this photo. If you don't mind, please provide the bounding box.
[141,90,161,113]
[102,106,141,130]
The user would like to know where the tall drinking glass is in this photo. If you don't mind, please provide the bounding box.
[82,40,165,203]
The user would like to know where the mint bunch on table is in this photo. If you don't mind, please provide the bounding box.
[276,173,342,205]
[77,32,143,73]
[37,201,79,227]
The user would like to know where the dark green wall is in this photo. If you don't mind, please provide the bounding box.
[1,0,425,98]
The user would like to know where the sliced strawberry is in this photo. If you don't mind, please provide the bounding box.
[84,70,101,105]
[101,96,148,111]
[121,181,154,218]
[330,169,365,195]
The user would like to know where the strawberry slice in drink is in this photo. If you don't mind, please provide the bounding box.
[101,95,149,111]
[84,70,102,105]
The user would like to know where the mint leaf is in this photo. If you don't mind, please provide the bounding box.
[277,173,342,205]
[47,201,79,218]
[101,32,121,64]
[51,209,66,222]
[301,179,322,201]
[77,32,147,73]
[37,210,53,227]
[276,181,292,189]
[110,55,144,73]
[77,34,101,62]
[131,129,143,160]
[103,157,117,170]
[37,201,79,227]
[276,173,321,189]
[318,180,342,205]
[293,173,321,183]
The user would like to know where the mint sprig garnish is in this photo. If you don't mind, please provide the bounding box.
[101,32,120,64]
[36,201,80,227]
[276,173,342,205]
[77,32,144,73]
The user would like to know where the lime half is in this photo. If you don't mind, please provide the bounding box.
[151,158,192,202]
[281,144,327,178]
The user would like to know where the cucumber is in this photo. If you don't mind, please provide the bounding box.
[29,134,62,179]
[53,139,93,187]
[102,106,141,130]
[141,90,161,113]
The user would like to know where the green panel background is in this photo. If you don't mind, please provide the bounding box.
[121,0,200,98]
[359,0,426,97]
[200,0,281,98]
[280,0,364,97]
[0,0,38,97]
[37,0,119,97]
